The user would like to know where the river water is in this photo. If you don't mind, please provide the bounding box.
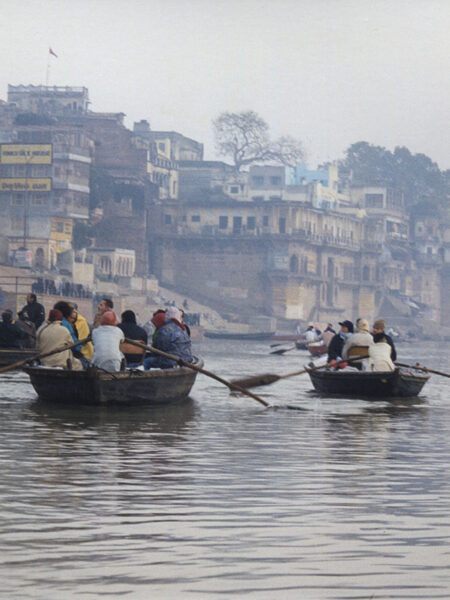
[0,340,449,599]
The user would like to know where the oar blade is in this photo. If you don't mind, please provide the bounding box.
[270,346,295,355]
[231,373,280,389]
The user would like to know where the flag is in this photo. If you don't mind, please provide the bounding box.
[49,47,58,58]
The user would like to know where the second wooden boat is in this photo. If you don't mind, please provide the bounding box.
[307,367,429,398]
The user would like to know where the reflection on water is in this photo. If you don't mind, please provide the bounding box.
[0,341,449,599]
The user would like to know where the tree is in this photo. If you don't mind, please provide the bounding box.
[213,110,304,172]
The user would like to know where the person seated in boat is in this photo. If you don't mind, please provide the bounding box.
[69,302,94,362]
[372,318,397,361]
[53,301,87,364]
[342,318,373,360]
[327,320,353,362]
[304,323,319,343]
[117,310,148,367]
[0,310,28,348]
[92,311,125,372]
[367,333,395,371]
[150,309,166,344]
[36,309,83,370]
[322,323,336,347]
[15,313,37,348]
[93,297,114,329]
[144,306,193,369]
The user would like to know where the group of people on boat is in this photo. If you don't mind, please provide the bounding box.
[326,317,397,372]
[0,293,194,373]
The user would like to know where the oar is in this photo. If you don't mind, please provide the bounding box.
[270,346,297,355]
[232,355,369,390]
[395,361,450,379]
[0,336,91,375]
[123,338,270,407]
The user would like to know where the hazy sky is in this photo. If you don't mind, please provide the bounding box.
[1,0,449,168]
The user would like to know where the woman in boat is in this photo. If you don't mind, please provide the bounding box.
[36,309,83,370]
[367,333,395,371]
[117,310,148,366]
[342,318,373,359]
[145,306,193,369]
[92,311,125,372]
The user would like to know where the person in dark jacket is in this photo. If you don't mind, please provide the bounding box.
[0,310,28,348]
[144,306,192,369]
[117,310,148,366]
[372,318,397,361]
[18,293,45,330]
[327,320,354,362]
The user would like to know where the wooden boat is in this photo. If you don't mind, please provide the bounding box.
[0,347,37,368]
[23,359,204,405]
[204,330,275,340]
[307,367,429,398]
[270,334,305,342]
[307,342,328,356]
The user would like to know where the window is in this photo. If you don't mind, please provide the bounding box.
[158,142,166,152]
[233,216,242,233]
[164,214,172,225]
[230,186,239,194]
[247,216,256,230]
[279,218,286,234]
[270,176,281,186]
[252,176,264,185]
[289,255,299,273]
[191,215,201,222]
[219,216,228,229]
[365,194,383,208]
[263,215,269,227]
[11,194,24,205]
[252,196,264,202]
[31,193,47,206]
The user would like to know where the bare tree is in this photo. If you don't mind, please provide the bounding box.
[213,110,304,172]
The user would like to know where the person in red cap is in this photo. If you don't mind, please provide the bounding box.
[91,311,125,371]
[36,309,83,370]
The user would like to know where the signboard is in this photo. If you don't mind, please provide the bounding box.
[50,217,73,242]
[10,249,33,267]
[0,178,52,192]
[0,144,52,164]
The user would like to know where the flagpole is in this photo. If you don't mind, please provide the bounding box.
[46,52,50,85]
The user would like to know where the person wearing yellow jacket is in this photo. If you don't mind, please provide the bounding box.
[71,305,94,360]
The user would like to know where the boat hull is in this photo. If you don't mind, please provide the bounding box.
[308,368,429,398]
[0,348,37,367]
[204,331,275,340]
[307,343,328,356]
[23,361,203,406]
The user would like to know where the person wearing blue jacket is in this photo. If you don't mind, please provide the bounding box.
[144,306,193,369]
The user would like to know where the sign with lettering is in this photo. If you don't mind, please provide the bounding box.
[0,178,52,191]
[0,144,52,164]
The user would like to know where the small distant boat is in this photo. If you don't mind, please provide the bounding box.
[307,368,429,398]
[270,334,305,342]
[23,359,203,405]
[204,331,275,340]
[0,347,37,368]
[307,342,328,356]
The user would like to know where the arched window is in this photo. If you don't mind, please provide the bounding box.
[35,247,45,268]
[289,254,299,274]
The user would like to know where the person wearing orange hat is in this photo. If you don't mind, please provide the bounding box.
[91,311,125,372]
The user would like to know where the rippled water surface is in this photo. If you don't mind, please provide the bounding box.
[1,340,450,599]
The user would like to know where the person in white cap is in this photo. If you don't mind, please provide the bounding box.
[144,306,193,369]
[342,318,373,359]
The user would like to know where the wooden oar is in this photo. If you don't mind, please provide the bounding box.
[270,346,297,355]
[395,361,450,379]
[123,338,270,407]
[232,355,369,390]
[0,336,91,375]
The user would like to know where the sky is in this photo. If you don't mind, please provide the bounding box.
[1,0,449,169]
